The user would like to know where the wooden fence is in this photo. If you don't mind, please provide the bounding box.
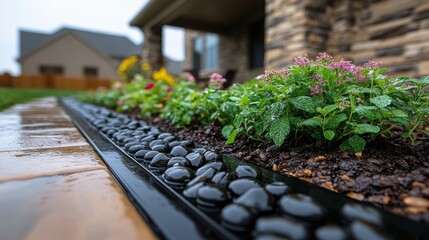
[0,74,114,90]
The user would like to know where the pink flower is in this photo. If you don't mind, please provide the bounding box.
[357,74,365,83]
[329,60,355,72]
[257,68,288,80]
[209,73,226,88]
[316,52,333,62]
[275,68,288,76]
[294,55,311,67]
[256,74,265,80]
[113,82,123,90]
[117,99,123,106]
[181,72,195,82]
[364,60,383,69]
[308,85,324,95]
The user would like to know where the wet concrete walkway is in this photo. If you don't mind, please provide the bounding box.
[0,97,157,240]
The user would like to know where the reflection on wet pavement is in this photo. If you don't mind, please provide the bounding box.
[0,145,104,182]
[0,170,155,240]
[0,97,156,240]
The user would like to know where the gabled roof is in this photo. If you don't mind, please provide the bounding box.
[19,27,141,61]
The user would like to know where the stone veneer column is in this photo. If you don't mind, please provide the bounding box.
[142,27,163,71]
[265,0,305,68]
[265,0,329,68]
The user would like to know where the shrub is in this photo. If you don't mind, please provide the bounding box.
[162,54,429,152]
[95,65,179,116]
[225,55,428,152]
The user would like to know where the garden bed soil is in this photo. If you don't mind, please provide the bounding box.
[143,115,429,224]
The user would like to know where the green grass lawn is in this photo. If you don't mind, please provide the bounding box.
[0,87,89,111]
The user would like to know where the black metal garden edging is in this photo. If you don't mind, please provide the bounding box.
[61,97,429,240]
[61,98,238,240]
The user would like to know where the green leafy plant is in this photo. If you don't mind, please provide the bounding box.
[92,53,428,153]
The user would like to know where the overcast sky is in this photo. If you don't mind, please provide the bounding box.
[0,0,185,75]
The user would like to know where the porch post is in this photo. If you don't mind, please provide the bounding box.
[264,0,330,68]
[142,27,163,71]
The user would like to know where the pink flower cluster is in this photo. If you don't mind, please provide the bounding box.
[329,60,361,73]
[181,71,195,83]
[338,100,351,110]
[364,60,383,69]
[328,60,368,83]
[209,73,226,84]
[256,68,288,80]
[316,52,334,62]
[209,73,226,88]
[308,74,326,95]
[294,55,311,67]
[308,85,324,95]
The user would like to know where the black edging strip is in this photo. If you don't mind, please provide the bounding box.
[61,98,238,240]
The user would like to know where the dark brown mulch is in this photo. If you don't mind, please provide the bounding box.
[144,116,429,224]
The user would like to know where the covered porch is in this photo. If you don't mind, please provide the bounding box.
[130,0,266,83]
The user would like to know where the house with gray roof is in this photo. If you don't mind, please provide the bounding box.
[18,27,141,79]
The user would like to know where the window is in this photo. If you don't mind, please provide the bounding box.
[39,65,64,75]
[83,66,98,77]
[192,33,219,71]
[193,36,203,71]
[249,19,265,69]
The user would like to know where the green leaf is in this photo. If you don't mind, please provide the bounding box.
[348,135,366,152]
[352,124,380,134]
[226,129,239,144]
[325,113,347,129]
[370,95,392,109]
[269,117,290,146]
[323,130,335,141]
[289,117,304,128]
[290,96,316,113]
[388,109,408,118]
[390,117,409,126]
[420,76,429,84]
[417,107,429,115]
[269,102,286,118]
[340,141,351,151]
[316,105,338,116]
[356,87,381,95]
[401,132,411,139]
[233,116,243,128]
[302,117,323,127]
[353,106,378,115]
[255,121,265,136]
[221,125,234,139]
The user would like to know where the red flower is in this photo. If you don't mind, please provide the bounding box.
[144,83,154,90]
[167,88,172,93]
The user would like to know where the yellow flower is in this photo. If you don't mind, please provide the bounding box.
[141,62,152,72]
[117,55,139,77]
[152,67,176,86]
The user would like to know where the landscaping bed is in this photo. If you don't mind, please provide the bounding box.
[147,116,429,224]
[89,53,429,228]
[63,98,429,240]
